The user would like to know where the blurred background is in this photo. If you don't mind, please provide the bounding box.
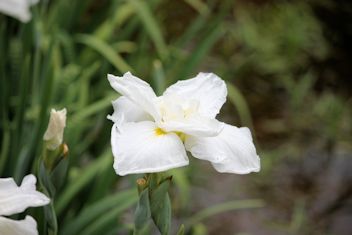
[1,0,352,234]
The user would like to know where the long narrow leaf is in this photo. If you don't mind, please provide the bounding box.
[226,82,254,130]
[75,34,133,73]
[55,150,112,215]
[186,199,264,227]
[129,0,168,59]
[62,189,137,235]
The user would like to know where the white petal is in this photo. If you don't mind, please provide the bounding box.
[107,96,152,124]
[163,73,227,118]
[185,124,260,174]
[0,215,38,235]
[111,121,189,176]
[108,72,160,121]
[159,114,224,137]
[0,0,38,23]
[0,175,50,216]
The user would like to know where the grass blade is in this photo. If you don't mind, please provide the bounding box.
[55,150,112,215]
[75,34,133,73]
[186,199,264,227]
[226,82,254,130]
[61,189,137,235]
[129,0,168,59]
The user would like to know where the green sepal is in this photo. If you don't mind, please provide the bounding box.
[49,157,68,191]
[42,143,67,171]
[147,172,161,190]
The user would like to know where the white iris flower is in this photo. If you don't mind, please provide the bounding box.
[0,174,50,235]
[108,72,260,176]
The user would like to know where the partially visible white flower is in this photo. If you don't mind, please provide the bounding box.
[0,0,39,23]
[43,108,67,150]
[107,72,260,176]
[0,174,50,235]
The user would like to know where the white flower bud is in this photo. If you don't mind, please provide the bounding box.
[43,108,67,150]
[0,0,39,23]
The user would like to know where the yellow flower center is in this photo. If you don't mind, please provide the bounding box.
[155,128,167,136]
[154,128,186,142]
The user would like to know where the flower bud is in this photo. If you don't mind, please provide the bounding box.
[136,178,148,194]
[43,108,67,150]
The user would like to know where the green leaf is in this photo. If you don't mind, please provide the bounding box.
[176,25,223,81]
[93,3,135,40]
[69,93,117,127]
[79,194,138,235]
[226,82,254,131]
[152,60,166,96]
[186,199,265,227]
[150,178,171,235]
[134,188,151,232]
[129,0,168,59]
[75,34,133,73]
[176,224,185,235]
[55,150,112,215]
[183,0,209,15]
[61,189,137,235]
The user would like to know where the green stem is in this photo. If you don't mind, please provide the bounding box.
[38,162,58,235]
[47,199,58,235]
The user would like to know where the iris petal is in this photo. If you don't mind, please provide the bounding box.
[185,124,260,174]
[108,72,160,121]
[0,175,50,216]
[108,96,153,125]
[159,114,224,137]
[111,121,189,176]
[0,216,38,235]
[163,73,227,118]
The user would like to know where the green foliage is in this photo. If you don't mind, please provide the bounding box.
[1,0,351,234]
[62,189,137,235]
[176,224,185,235]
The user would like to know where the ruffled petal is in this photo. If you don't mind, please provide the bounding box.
[0,175,50,216]
[155,94,224,137]
[159,114,224,137]
[111,121,189,176]
[163,73,227,118]
[107,96,152,125]
[108,72,160,121]
[185,124,260,174]
[0,215,38,235]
